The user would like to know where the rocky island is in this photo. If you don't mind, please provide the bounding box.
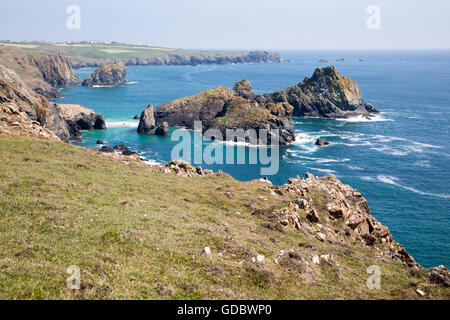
[140,66,378,145]
[82,63,127,87]
[257,66,378,118]
[140,81,295,145]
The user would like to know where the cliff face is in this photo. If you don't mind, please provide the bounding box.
[32,54,81,87]
[152,82,296,145]
[258,66,378,118]
[0,48,81,99]
[70,50,283,68]
[0,64,104,142]
[82,63,127,87]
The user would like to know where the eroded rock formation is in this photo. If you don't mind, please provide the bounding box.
[153,82,295,145]
[257,66,378,118]
[82,63,127,87]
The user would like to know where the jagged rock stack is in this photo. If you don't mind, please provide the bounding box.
[137,104,156,134]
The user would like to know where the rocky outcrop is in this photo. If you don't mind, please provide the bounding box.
[233,79,256,100]
[153,81,295,145]
[82,63,127,87]
[257,66,378,118]
[0,47,74,99]
[69,50,283,68]
[265,173,419,267]
[57,104,106,141]
[155,121,169,136]
[315,137,330,146]
[0,64,70,141]
[31,54,81,87]
[0,64,105,142]
[137,104,156,134]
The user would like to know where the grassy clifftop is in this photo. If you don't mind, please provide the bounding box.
[0,42,281,68]
[0,133,448,299]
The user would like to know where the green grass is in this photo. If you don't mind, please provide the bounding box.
[0,133,448,299]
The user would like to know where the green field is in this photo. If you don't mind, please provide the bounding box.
[0,41,248,65]
[0,133,447,299]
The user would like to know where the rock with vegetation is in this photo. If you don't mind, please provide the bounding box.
[153,81,296,145]
[82,63,127,87]
[137,104,156,134]
[257,66,378,118]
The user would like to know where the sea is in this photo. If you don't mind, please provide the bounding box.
[57,50,450,268]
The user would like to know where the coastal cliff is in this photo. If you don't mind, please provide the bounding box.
[150,82,295,145]
[0,64,105,142]
[31,54,81,87]
[258,66,378,118]
[0,47,81,99]
[82,63,127,87]
[70,50,283,68]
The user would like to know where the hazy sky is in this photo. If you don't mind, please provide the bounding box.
[1,0,449,49]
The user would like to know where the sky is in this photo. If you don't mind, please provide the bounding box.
[0,0,449,49]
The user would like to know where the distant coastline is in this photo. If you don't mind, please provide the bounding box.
[0,41,283,69]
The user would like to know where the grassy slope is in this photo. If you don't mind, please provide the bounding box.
[0,42,247,65]
[0,133,447,299]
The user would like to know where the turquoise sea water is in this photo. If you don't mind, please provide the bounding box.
[57,51,450,268]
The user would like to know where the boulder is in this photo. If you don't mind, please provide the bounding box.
[429,266,450,287]
[155,121,169,136]
[306,209,320,223]
[137,104,156,134]
[113,145,130,152]
[315,137,330,146]
[99,146,114,153]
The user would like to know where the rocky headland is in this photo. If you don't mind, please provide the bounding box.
[57,104,106,141]
[82,63,127,87]
[31,54,82,88]
[70,50,283,69]
[0,61,105,142]
[0,47,82,99]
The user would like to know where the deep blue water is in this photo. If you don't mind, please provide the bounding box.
[57,51,450,268]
